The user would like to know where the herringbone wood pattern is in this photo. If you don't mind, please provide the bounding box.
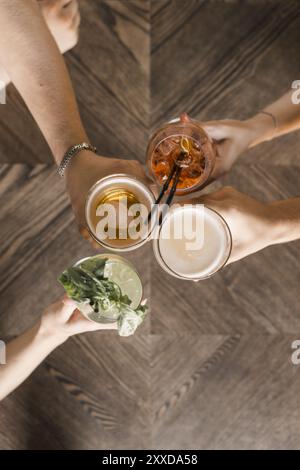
[0,0,300,449]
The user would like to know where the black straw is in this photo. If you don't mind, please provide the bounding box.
[158,165,182,226]
[147,161,177,224]
[146,146,187,229]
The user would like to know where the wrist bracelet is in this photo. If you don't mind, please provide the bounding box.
[57,142,97,177]
[257,111,277,130]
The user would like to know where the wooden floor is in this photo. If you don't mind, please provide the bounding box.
[1,0,300,449]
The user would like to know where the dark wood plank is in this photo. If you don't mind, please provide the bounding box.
[151,161,300,334]
[0,334,151,449]
[0,163,151,449]
[151,0,300,335]
[151,0,204,53]
[0,0,150,164]
[0,164,151,335]
[69,0,150,161]
[150,0,169,18]
[1,0,300,451]
[151,0,300,126]
[151,334,300,449]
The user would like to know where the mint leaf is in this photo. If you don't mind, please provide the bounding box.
[58,257,148,336]
[118,304,149,337]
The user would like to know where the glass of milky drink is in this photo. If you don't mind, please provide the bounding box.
[85,174,155,251]
[153,205,232,281]
[146,113,216,195]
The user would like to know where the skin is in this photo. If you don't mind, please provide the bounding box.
[201,90,300,179]
[0,297,117,401]
[197,90,300,262]
[0,0,151,248]
[0,2,298,260]
[0,0,87,159]
[65,151,154,245]
[0,0,81,86]
[196,187,300,263]
[39,0,81,54]
[0,1,298,401]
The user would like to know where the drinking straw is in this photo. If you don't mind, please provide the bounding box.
[146,136,190,227]
[147,162,177,224]
[158,164,182,226]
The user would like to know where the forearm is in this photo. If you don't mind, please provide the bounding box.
[247,91,300,147]
[0,322,64,401]
[269,198,300,246]
[0,0,87,163]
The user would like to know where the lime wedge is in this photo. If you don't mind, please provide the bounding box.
[104,259,142,309]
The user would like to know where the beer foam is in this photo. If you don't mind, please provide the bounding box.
[157,206,231,279]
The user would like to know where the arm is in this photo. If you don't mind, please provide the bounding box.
[0,0,152,238]
[0,0,86,163]
[249,90,300,146]
[0,0,80,90]
[201,90,300,178]
[198,187,300,263]
[0,298,116,401]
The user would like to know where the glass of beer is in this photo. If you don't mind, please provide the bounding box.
[146,113,216,195]
[153,205,232,281]
[85,174,155,251]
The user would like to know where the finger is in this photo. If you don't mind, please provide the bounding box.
[197,188,235,213]
[48,0,71,9]
[195,174,216,191]
[79,226,90,240]
[62,0,75,8]
[38,0,59,14]
[80,225,101,249]
[46,298,65,312]
[201,122,228,141]
[69,310,118,332]
[88,321,118,331]
[179,112,190,123]
[59,1,79,26]
[46,298,76,320]
[91,239,101,250]
[206,163,227,183]
[61,0,78,16]
[61,298,78,320]
[72,10,81,30]
[62,295,74,306]
[196,189,226,205]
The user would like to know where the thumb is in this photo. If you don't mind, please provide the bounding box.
[201,121,228,141]
[61,297,78,321]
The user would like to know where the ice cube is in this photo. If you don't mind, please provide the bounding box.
[159,138,177,155]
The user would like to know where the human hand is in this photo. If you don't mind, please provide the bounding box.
[65,151,154,247]
[39,296,117,345]
[39,0,80,53]
[201,114,274,179]
[0,297,116,401]
[198,186,280,263]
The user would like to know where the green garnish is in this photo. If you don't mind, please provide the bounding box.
[58,257,148,336]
